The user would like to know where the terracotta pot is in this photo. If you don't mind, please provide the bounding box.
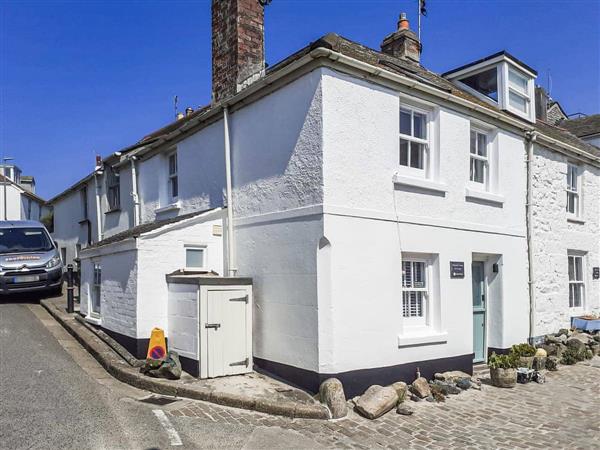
[490,367,517,388]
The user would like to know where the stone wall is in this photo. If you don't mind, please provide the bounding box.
[532,144,600,336]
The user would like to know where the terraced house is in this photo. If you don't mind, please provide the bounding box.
[50,1,599,397]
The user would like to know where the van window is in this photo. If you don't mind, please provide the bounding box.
[0,228,54,254]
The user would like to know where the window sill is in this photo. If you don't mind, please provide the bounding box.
[105,208,121,215]
[567,216,585,225]
[155,202,180,214]
[393,174,448,194]
[85,315,102,326]
[78,218,90,225]
[397,331,448,348]
[465,187,505,205]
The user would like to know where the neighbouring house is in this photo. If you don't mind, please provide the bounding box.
[560,114,600,148]
[0,164,47,223]
[49,1,600,397]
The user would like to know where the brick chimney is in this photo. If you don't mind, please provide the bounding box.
[211,0,266,103]
[381,13,421,63]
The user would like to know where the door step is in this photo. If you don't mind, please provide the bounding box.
[472,364,490,379]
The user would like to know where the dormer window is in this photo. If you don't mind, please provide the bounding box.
[443,51,537,123]
[460,67,498,102]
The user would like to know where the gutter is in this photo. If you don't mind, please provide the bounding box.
[93,170,103,242]
[525,130,538,342]
[128,155,141,227]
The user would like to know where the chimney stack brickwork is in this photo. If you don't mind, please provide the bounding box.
[212,0,265,103]
[381,13,421,63]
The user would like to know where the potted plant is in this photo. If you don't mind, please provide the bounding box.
[509,343,536,368]
[488,352,518,388]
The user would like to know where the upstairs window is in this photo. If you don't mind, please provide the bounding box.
[566,164,580,217]
[507,68,530,115]
[168,153,178,202]
[399,107,428,171]
[470,129,489,185]
[402,260,428,322]
[106,167,120,211]
[568,254,584,311]
[460,67,498,102]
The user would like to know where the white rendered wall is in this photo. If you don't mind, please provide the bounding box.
[0,183,25,220]
[135,215,225,339]
[101,164,135,238]
[20,196,43,221]
[52,179,98,267]
[531,145,600,335]
[318,69,529,373]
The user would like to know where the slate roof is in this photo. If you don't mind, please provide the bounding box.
[51,32,600,206]
[0,174,46,203]
[85,207,219,250]
[536,120,600,158]
[560,114,600,139]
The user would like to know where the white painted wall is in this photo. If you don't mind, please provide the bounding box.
[317,69,530,373]
[532,145,600,336]
[136,214,225,339]
[0,183,26,220]
[20,195,43,221]
[52,178,98,267]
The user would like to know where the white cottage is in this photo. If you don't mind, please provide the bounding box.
[49,1,599,397]
[0,166,47,223]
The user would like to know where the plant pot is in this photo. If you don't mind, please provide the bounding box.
[518,356,535,369]
[490,367,517,388]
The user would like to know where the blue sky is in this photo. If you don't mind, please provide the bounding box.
[1,0,599,199]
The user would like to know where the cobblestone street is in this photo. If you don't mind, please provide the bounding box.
[166,362,600,449]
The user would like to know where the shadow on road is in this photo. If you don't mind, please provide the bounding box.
[0,287,64,304]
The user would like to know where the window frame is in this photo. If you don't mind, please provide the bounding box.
[168,152,179,203]
[184,245,208,271]
[401,258,430,328]
[469,127,490,188]
[566,163,581,218]
[399,103,431,177]
[106,167,121,212]
[567,253,585,314]
[91,263,102,317]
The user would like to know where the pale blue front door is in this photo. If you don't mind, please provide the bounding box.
[472,262,486,362]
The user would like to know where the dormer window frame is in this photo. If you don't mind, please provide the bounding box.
[444,53,537,123]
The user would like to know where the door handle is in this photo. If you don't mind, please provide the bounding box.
[205,323,221,329]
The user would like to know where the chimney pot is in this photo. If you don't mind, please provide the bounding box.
[176,112,185,120]
[381,12,421,63]
[185,107,194,116]
[398,12,409,30]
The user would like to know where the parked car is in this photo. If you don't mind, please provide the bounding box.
[0,220,63,296]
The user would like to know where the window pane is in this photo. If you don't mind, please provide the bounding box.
[169,154,177,175]
[400,109,411,136]
[575,257,582,281]
[509,91,527,113]
[569,284,574,308]
[470,131,477,154]
[568,257,575,281]
[410,143,424,169]
[186,249,205,268]
[471,158,485,183]
[399,139,409,166]
[477,133,487,157]
[413,262,425,287]
[573,284,582,308]
[171,176,178,198]
[413,113,426,139]
[402,261,412,287]
[402,291,424,318]
[508,69,528,94]
[567,165,578,191]
[460,68,498,101]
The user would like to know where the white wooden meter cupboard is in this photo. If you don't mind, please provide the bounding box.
[166,272,253,378]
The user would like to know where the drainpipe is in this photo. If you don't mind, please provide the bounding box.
[129,156,141,226]
[223,106,237,276]
[525,130,537,343]
[93,171,104,242]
